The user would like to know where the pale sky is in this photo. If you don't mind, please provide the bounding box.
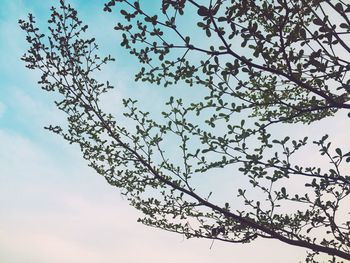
[0,1,349,262]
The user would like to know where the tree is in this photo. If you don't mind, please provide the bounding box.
[20,0,350,262]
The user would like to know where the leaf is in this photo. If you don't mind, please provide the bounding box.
[335,3,344,12]
[197,22,206,28]
[335,148,342,156]
[313,18,323,26]
[281,187,286,195]
[340,23,349,29]
[206,29,211,37]
[197,6,209,16]
[103,4,112,12]
[299,28,306,39]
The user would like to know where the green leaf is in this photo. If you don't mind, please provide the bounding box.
[197,6,209,16]
[335,148,342,156]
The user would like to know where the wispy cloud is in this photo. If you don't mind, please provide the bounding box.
[2,1,346,263]
[0,127,306,263]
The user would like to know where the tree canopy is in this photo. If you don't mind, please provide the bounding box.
[20,0,350,262]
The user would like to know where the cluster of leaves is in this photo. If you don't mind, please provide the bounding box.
[105,0,350,124]
[20,0,350,262]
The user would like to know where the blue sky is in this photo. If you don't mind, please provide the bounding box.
[1,1,349,262]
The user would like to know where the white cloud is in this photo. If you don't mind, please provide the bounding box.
[1,1,346,263]
[0,128,309,263]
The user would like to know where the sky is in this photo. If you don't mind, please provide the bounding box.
[0,1,349,263]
